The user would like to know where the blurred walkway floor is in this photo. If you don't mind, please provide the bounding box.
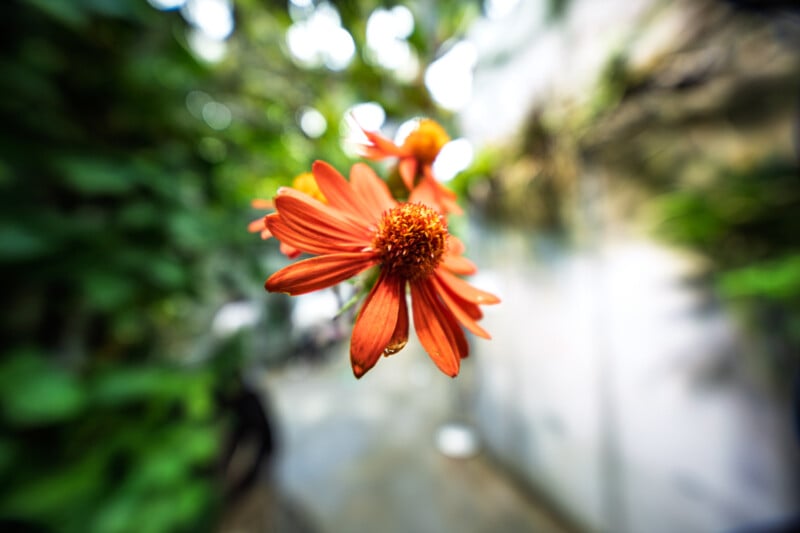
[220,341,575,533]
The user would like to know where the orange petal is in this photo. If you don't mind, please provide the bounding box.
[349,163,396,221]
[312,161,372,224]
[279,242,301,259]
[361,129,405,158]
[384,288,408,357]
[440,197,462,216]
[435,269,500,305]
[432,274,490,339]
[358,145,391,160]
[265,252,377,295]
[448,236,466,255]
[251,198,273,209]
[423,166,457,199]
[410,278,465,377]
[408,181,438,210]
[248,216,266,233]
[416,168,462,215]
[398,158,418,191]
[267,214,361,255]
[350,273,404,378]
[274,189,372,245]
[442,298,470,359]
[407,175,461,215]
[441,254,477,276]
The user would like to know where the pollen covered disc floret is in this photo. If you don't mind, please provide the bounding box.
[372,203,448,281]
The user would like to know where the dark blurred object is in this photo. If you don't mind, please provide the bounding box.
[219,378,276,500]
[721,0,800,12]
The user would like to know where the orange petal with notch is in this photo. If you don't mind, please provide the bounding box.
[350,273,404,377]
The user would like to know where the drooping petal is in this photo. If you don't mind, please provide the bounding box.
[265,252,377,295]
[361,129,405,158]
[350,273,404,378]
[438,194,463,216]
[423,166,457,200]
[349,163,396,221]
[423,167,462,215]
[441,297,470,359]
[384,289,408,357]
[359,145,391,160]
[432,273,491,339]
[410,278,465,377]
[408,180,437,209]
[407,174,461,216]
[434,268,501,305]
[398,157,418,191]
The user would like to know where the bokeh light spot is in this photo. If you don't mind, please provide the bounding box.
[202,101,232,130]
[298,107,328,138]
[341,102,386,155]
[286,2,355,71]
[147,0,187,10]
[432,138,474,182]
[181,0,234,40]
[424,41,478,111]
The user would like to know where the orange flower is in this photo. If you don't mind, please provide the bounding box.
[264,160,499,378]
[248,172,326,258]
[358,118,462,215]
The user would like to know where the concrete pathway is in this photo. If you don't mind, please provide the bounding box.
[220,340,575,533]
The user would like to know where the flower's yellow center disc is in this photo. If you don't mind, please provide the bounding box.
[401,119,450,164]
[373,203,448,280]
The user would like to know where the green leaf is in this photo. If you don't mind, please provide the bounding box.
[0,454,103,519]
[0,223,50,260]
[0,351,86,426]
[56,157,137,195]
[24,0,88,29]
[719,254,800,301]
[90,367,179,406]
[81,272,137,311]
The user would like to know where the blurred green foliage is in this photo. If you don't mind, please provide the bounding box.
[657,159,800,365]
[0,349,218,533]
[0,0,480,531]
[0,1,239,530]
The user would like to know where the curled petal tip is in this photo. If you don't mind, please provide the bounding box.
[352,363,367,379]
[383,340,407,357]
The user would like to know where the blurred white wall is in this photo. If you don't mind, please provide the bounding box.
[469,219,799,532]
